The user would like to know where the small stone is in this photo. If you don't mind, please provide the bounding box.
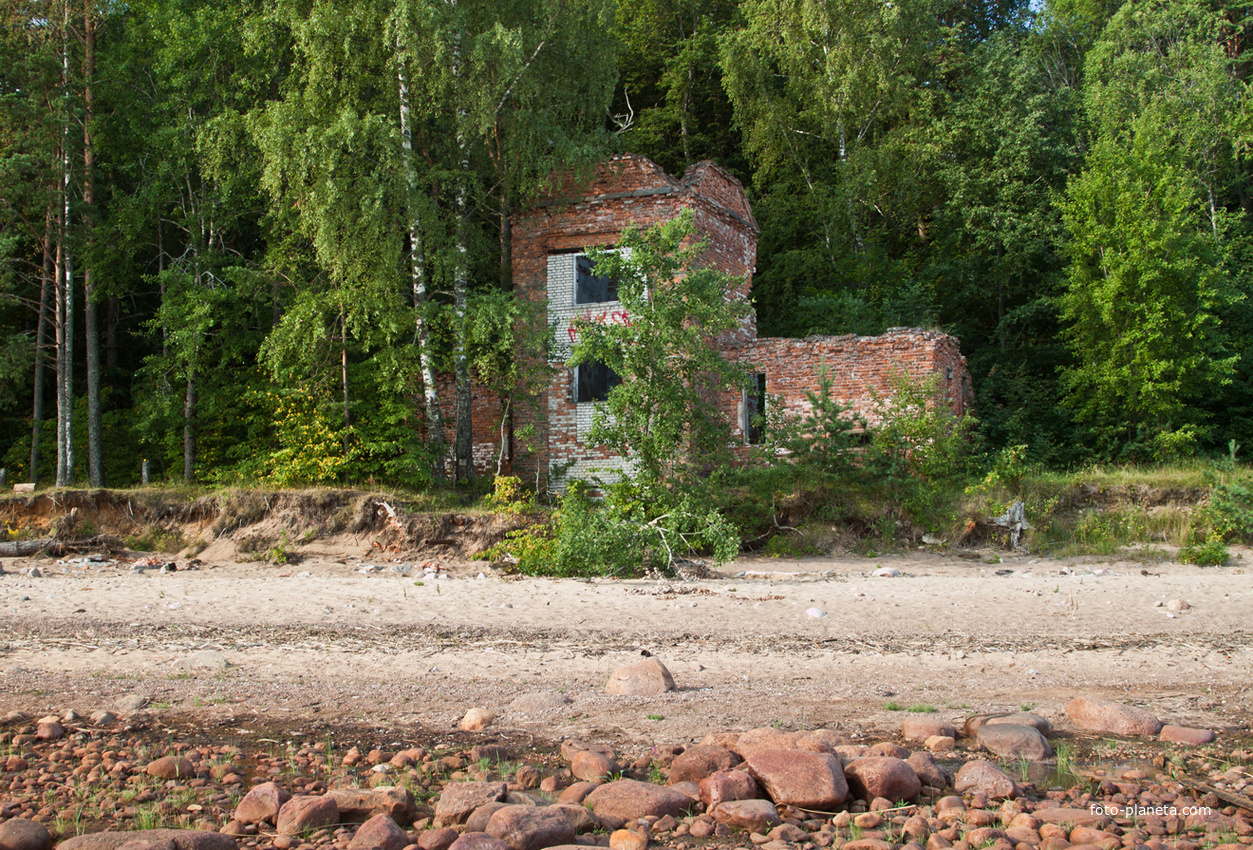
[461,708,497,731]
[608,830,647,850]
[805,608,827,618]
[147,756,197,780]
[90,709,118,726]
[1166,599,1190,612]
[34,716,63,740]
[605,658,676,696]
[873,567,901,577]
[924,735,955,753]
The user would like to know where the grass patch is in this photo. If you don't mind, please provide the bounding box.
[906,703,937,713]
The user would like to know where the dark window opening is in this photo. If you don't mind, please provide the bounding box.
[576,254,618,304]
[745,372,766,444]
[577,361,622,403]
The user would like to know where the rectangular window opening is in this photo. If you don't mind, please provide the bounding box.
[576,254,619,304]
[576,361,622,403]
[744,372,766,445]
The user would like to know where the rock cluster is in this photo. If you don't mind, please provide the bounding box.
[0,691,1241,850]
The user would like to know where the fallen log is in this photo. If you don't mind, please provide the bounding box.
[0,538,54,556]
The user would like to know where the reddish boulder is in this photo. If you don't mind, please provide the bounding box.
[234,782,292,826]
[710,799,782,832]
[146,756,196,780]
[584,779,694,830]
[746,749,849,810]
[447,835,510,850]
[0,818,52,850]
[347,815,408,850]
[1065,696,1162,737]
[276,796,340,836]
[667,746,742,784]
[435,782,509,826]
[486,806,576,850]
[975,724,1053,761]
[418,829,460,850]
[698,770,760,808]
[1159,725,1216,746]
[604,658,675,696]
[901,718,958,742]
[953,761,1019,799]
[843,757,921,803]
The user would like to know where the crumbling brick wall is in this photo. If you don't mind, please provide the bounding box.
[728,329,972,433]
[505,153,973,490]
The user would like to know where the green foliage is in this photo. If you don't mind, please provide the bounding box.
[1178,533,1229,567]
[864,372,978,530]
[486,475,534,513]
[1058,0,1248,460]
[1200,477,1253,544]
[777,364,864,480]
[572,211,751,494]
[490,483,740,576]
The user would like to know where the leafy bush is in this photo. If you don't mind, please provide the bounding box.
[1178,533,1229,567]
[1205,477,1253,543]
[489,485,740,577]
[863,372,977,531]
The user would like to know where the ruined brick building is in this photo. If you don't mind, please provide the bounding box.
[444,154,972,488]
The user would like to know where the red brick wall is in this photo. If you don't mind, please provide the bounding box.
[431,377,509,477]
[727,329,973,429]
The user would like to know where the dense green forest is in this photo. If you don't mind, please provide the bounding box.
[1,0,1251,489]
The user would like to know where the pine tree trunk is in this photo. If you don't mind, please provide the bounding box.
[183,369,196,482]
[397,57,447,480]
[104,295,118,369]
[83,0,103,486]
[30,207,54,485]
[58,0,76,486]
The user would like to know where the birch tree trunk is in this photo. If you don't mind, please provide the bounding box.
[57,0,76,486]
[451,5,474,483]
[397,57,447,480]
